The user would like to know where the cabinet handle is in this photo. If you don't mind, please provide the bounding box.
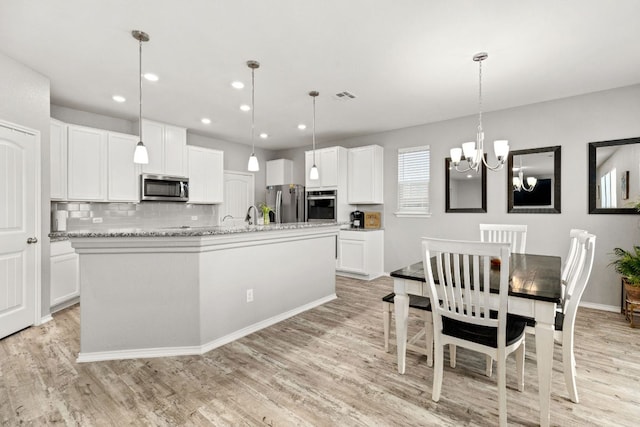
[27,237,38,244]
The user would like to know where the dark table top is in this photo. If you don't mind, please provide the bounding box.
[390,253,562,303]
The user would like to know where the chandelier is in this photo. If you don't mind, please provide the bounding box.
[450,52,509,173]
[512,157,537,192]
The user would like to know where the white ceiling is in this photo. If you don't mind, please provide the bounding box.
[1,0,639,150]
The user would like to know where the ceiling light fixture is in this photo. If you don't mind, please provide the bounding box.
[298,124,307,130]
[260,133,268,139]
[512,157,537,192]
[240,104,251,112]
[231,81,244,89]
[450,52,509,173]
[143,73,159,82]
[309,91,320,181]
[112,95,126,103]
[246,60,260,172]
[201,118,211,124]
[132,30,149,164]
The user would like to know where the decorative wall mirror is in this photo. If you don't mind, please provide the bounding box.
[589,137,640,214]
[507,146,561,213]
[445,156,487,213]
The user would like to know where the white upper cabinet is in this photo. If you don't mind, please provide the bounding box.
[107,132,140,202]
[140,120,187,177]
[67,124,108,201]
[266,159,293,186]
[50,119,67,200]
[305,146,347,189]
[187,146,224,204]
[348,145,384,204]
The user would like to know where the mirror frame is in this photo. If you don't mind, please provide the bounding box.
[445,156,487,213]
[589,137,640,214]
[507,146,561,214]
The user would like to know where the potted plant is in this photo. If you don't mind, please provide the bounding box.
[610,246,640,301]
[258,203,272,225]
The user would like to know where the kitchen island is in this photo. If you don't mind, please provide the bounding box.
[67,222,341,362]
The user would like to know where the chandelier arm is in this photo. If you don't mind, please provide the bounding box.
[481,155,506,171]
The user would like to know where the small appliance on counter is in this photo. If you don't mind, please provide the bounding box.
[350,210,365,228]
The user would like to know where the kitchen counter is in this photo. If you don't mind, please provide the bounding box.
[68,222,341,362]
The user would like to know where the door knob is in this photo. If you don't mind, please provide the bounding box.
[27,237,38,244]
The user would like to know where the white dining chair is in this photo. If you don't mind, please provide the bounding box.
[422,238,526,427]
[382,292,433,367]
[479,224,528,254]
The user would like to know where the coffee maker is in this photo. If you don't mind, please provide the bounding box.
[350,210,365,228]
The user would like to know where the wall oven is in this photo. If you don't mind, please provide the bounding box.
[306,190,337,222]
[140,174,189,202]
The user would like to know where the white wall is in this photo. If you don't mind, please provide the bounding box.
[0,51,51,318]
[282,84,640,309]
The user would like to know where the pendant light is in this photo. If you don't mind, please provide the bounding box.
[450,52,509,173]
[132,30,149,164]
[309,91,319,181]
[247,60,260,172]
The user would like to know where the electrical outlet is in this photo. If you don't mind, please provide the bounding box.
[92,217,103,223]
[246,289,254,303]
[191,216,198,221]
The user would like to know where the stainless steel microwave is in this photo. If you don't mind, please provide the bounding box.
[140,174,189,202]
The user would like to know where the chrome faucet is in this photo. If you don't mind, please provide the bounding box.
[245,205,258,225]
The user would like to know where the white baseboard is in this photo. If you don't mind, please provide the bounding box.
[76,294,337,363]
[579,301,621,313]
[37,314,53,325]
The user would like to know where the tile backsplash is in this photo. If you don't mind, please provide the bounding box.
[51,202,219,232]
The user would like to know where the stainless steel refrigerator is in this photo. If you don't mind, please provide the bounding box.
[266,184,305,223]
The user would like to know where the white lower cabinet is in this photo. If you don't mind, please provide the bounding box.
[50,240,79,310]
[337,229,384,280]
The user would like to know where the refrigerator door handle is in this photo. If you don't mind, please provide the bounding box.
[276,190,282,223]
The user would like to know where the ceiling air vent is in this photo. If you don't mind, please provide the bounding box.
[333,91,357,101]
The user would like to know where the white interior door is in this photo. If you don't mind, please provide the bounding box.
[0,121,38,339]
[221,171,254,226]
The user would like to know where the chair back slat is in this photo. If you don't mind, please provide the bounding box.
[563,232,596,316]
[423,239,511,331]
[561,229,588,302]
[480,224,527,254]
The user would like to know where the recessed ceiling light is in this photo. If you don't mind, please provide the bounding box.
[240,104,251,112]
[297,124,306,130]
[466,174,473,179]
[231,81,244,89]
[112,95,126,103]
[259,133,268,139]
[143,73,159,82]
[201,118,211,124]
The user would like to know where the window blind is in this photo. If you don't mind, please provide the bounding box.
[397,146,430,215]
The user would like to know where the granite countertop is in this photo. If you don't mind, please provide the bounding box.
[52,221,341,239]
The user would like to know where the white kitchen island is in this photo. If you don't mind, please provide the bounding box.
[67,222,340,362]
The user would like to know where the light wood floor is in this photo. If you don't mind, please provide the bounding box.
[2,275,639,426]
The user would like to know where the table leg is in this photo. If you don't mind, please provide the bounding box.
[394,292,409,374]
[535,314,555,427]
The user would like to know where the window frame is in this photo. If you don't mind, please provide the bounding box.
[395,145,431,218]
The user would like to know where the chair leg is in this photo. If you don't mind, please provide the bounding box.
[383,302,391,353]
[432,340,444,402]
[449,344,456,368]
[515,341,525,392]
[497,353,507,427]
[562,331,579,403]
[425,315,433,368]
[485,355,493,377]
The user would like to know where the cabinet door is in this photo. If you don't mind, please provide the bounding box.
[50,119,67,200]
[141,120,164,174]
[319,148,339,187]
[187,146,224,203]
[108,133,140,201]
[338,238,366,274]
[348,145,383,204]
[266,159,293,186]
[67,125,107,201]
[50,242,80,307]
[164,125,187,176]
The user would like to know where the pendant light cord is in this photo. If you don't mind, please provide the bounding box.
[477,58,483,134]
[251,67,255,154]
[138,38,143,142]
[312,95,316,164]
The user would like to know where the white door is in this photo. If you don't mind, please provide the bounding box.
[0,121,38,339]
[221,171,254,226]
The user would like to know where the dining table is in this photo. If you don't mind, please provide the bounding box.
[390,253,562,427]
